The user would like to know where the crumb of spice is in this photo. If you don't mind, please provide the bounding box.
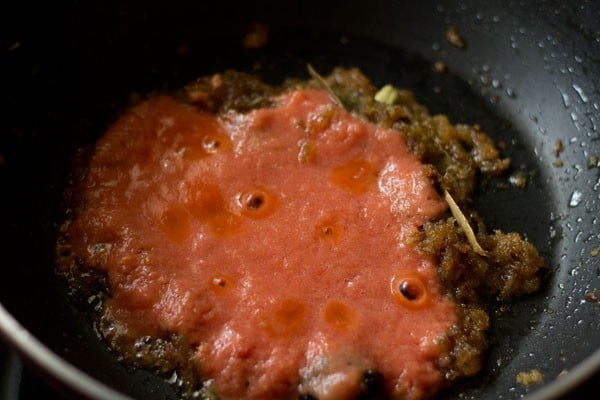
[433,61,446,73]
[8,41,21,51]
[176,43,190,56]
[584,292,600,305]
[554,139,564,157]
[242,22,269,49]
[592,247,600,257]
[446,26,466,48]
[552,159,564,168]
[557,369,569,379]
[588,155,599,169]
[509,171,528,189]
[516,369,544,386]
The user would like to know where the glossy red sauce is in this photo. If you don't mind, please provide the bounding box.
[67,88,455,399]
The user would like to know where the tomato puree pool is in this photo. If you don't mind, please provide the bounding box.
[66,88,456,399]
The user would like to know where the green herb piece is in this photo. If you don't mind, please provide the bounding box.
[374,84,400,105]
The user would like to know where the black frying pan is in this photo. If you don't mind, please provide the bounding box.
[1,0,599,399]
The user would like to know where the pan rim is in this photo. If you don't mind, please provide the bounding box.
[525,347,600,400]
[0,303,131,400]
[0,1,597,399]
[1,301,599,400]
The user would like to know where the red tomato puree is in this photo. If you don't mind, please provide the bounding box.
[67,88,456,399]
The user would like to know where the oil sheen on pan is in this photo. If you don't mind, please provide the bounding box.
[55,69,546,400]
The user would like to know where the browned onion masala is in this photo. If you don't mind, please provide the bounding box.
[56,68,546,400]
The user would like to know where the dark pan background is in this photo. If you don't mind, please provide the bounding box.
[0,1,599,399]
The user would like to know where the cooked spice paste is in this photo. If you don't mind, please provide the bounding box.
[57,69,546,400]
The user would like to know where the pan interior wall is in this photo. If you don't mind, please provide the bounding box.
[0,1,598,399]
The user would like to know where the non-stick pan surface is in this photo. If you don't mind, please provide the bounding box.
[1,1,599,399]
